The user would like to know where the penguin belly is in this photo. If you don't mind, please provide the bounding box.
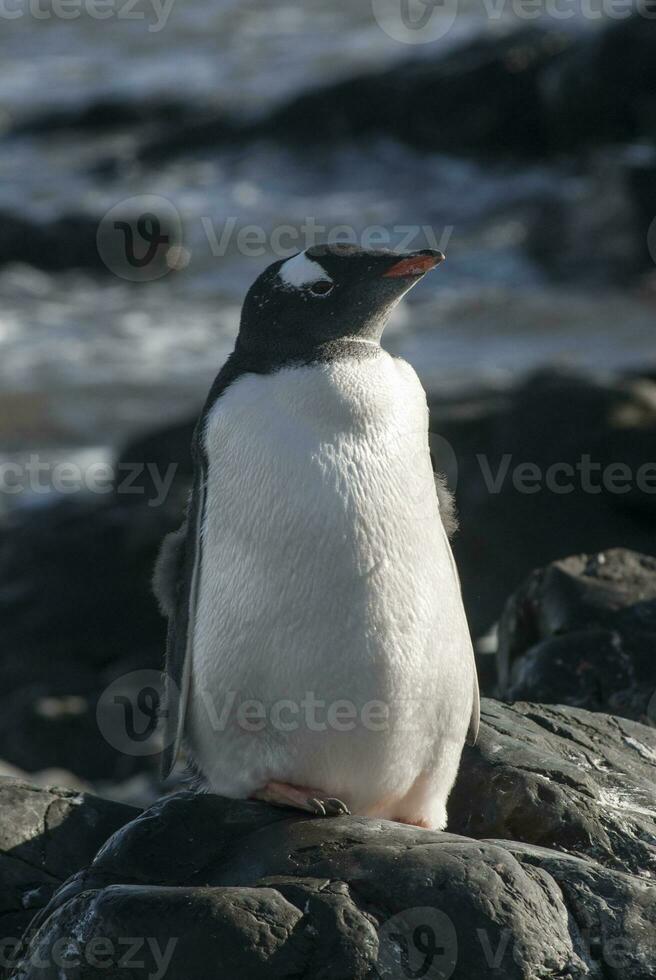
[187,351,475,829]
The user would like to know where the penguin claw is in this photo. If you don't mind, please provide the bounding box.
[306,797,327,816]
[323,797,351,816]
[252,781,350,818]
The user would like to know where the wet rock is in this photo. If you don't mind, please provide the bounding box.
[0,778,138,972]
[496,549,656,717]
[448,699,656,877]
[13,715,656,980]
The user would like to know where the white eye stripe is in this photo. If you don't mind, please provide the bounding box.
[279,252,333,289]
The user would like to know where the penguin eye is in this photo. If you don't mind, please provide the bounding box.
[309,280,334,296]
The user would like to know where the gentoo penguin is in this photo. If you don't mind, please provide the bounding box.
[154,244,479,830]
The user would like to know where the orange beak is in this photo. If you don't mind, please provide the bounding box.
[383,251,445,278]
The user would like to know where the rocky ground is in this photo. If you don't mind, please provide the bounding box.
[2,700,654,978]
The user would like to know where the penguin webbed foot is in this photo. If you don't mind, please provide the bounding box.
[252,781,350,817]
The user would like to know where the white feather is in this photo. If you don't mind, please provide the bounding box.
[278,251,331,288]
[187,350,475,829]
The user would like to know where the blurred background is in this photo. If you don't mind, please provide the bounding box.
[0,1,654,804]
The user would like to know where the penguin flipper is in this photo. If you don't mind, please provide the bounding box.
[158,463,206,779]
[466,665,480,746]
[153,524,188,618]
[437,511,479,748]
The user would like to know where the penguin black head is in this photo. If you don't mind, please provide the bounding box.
[236,244,444,365]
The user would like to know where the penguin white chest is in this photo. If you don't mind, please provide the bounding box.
[189,350,474,822]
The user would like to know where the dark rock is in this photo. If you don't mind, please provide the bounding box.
[11,98,192,136]
[0,203,182,276]
[114,417,195,506]
[448,699,656,877]
[625,146,656,275]
[546,13,656,153]
[0,778,138,974]
[260,27,573,159]
[13,705,656,980]
[434,368,656,639]
[0,499,170,676]
[496,549,656,717]
[524,150,652,285]
[0,211,104,273]
[0,498,179,782]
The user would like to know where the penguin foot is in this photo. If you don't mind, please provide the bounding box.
[252,781,350,817]
[394,816,433,829]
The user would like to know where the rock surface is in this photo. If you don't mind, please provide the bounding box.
[496,549,656,719]
[0,778,138,974]
[448,700,656,877]
[11,701,656,979]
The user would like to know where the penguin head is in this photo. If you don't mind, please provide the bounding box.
[237,244,444,362]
